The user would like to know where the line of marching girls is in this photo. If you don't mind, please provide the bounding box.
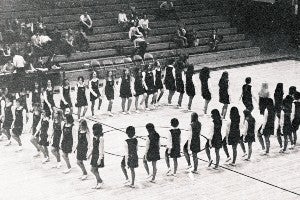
[0,53,299,189]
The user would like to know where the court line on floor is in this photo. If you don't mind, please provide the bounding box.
[84,116,300,196]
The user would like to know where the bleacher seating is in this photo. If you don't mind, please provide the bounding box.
[0,0,260,83]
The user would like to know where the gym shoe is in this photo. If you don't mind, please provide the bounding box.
[122,112,127,115]
[225,157,231,162]
[33,152,41,158]
[108,112,113,117]
[229,163,236,167]
[166,168,171,175]
[289,145,295,150]
[146,174,152,180]
[81,175,88,180]
[0,135,5,141]
[208,160,213,167]
[15,146,23,152]
[63,168,71,174]
[242,153,248,158]
[145,108,151,111]
[186,165,192,170]
[56,162,62,169]
[95,182,103,189]
[127,111,131,115]
[4,140,11,146]
[42,157,50,164]
[135,110,140,113]
[123,179,130,185]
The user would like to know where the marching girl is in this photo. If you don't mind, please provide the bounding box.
[2,94,14,146]
[61,114,76,174]
[34,110,50,163]
[225,107,241,166]
[75,76,88,120]
[153,61,164,105]
[17,88,29,122]
[279,99,293,153]
[292,92,300,146]
[258,98,275,155]
[133,67,146,113]
[75,119,91,180]
[185,64,195,111]
[183,112,201,173]
[143,123,160,183]
[60,79,73,115]
[175,60,185,108]
[119,69,134,114]
[165,118,181,176]
[0,90,5,141]
[29,103,42,157]
[143,64,157,110]
[205,109,222,169]
[103,70,115,116]
[258,83,270,115]
[51,109,64,169]
[89,71,102,116]
[163,58,176,105]
[30,82,42,107]
[274,83,284,148]
[240,77,256,112]
[199,67,211,115]
[242,110,256,161]
[219,72,230,119]
[121,126,139,188]
[43,79,56,118]
[11,98,27,152]
[89,123,104,189]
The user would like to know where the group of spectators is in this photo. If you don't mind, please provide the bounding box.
[0,13,93,74]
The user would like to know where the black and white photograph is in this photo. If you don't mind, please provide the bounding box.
[0,0,299,199]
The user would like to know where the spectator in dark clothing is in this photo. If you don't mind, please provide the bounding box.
[174,24,187,47]
[208,29,223,52]
[73,29,90,52]
[79,12,93,36]
[50,27,62,54]
[186,29,199,47]
[159,0,179,21]
[24,42,35,68]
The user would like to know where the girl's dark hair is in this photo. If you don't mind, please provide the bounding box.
[167,58,175,65]
[199,67,210,81]
[211,109,222,124]
[218,71,229,87]
[5,94,13,102]
[230,107,240,124]
[90,70,99,80]
[266,98,274,111]
[79,119,88,132]
[289,86,297,95]
[106,70,114,79]
[191,112,199,123]
[146,123,155,132]
[274,83,283,96]
[186,64,194,75]
[294,91,300,100]
[171,118,179,127]
[62,79,69,87]
[33,81,40,91]
[78,76,84,82]
[126,126,135,138]
[15,98,21,104]
[65,114,74,124]
[93,123,103,136]
[245,77,251,84]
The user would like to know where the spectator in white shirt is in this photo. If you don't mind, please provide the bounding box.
[129,21,145,48]
[138,14,150,37]
[80,12,93,35]
[118,10,129,30]
[13,52,26,73]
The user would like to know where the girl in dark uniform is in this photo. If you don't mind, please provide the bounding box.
[199,67,211,115]
[175,61,185,108]
[61,114,75,174]
[154,61,164,105]
[143,123,160,183]
[240,77,255,112]
[219,72,230,119]
[274,83,284,148]
[165,118,181,176]
[43,79,55,118]
[104,70,115,116]
[258,83,270,115]
[143,64,157,110]
[119,69,133,114]
[279,99,293,153]
[183,112,201,173]
[76,119,90,180]
[89,71,102,116]
[163,58,176,105]
[89,123,104,189]
[292,92,300,146]
[29,103,42,157]
[243,110,256,161]
[2,94,14,146]
[51,109,64,169]
[133,67,146,113]
[205,109,222,169]
[60,79,73,115]
[11,98,26,152]
[121,126,138,188]
[31,82,42,107]
[225,107,240,166]
[18,88,28,115]
[35,110,50,164]
[75,76,88,120]
[185,64,195,111]
[258,98,275,155]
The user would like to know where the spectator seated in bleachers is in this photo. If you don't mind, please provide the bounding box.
[158,0,179,21]
[129,21,145,48]
[208,29,223,52]
[12,50,26,74]
[128,6,139,26]
[1,58,15,74]
[118,10,130,31]
[186,29,199,47]
[23,42,35,69]
[35,16,46,33]
[173,24,187,48]
[138,14,151,38]
[73,28,90,52]
[79,12,93,36]
[60,32,74,57]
